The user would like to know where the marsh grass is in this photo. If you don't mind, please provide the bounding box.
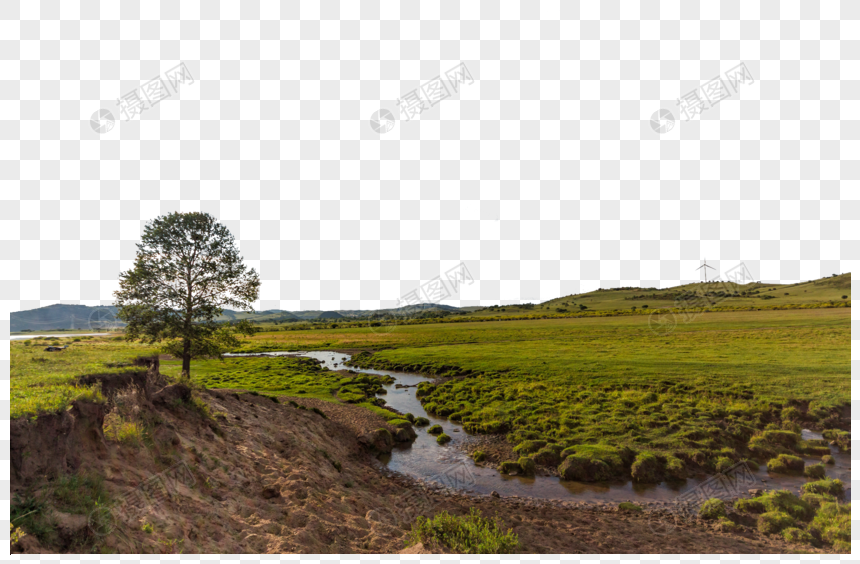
[405,508,519,554]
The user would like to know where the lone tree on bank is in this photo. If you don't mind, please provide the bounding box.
[114,212,261,377]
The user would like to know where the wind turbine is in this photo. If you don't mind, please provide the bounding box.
[696,259,716,282]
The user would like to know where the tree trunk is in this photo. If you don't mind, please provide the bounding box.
[182,337,191,379]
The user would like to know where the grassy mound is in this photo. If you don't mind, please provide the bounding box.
[405,508,519,554]
[630,451,663,483]
[698,498,727,520]
[436,433,452,445]
[557,444,630,482]
[427,425,443,435]
[801,478,844,497]
[766,454,805,474]
[517,457,536,477]
[758,511,796,535]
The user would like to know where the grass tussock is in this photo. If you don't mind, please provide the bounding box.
[405,508,519,554]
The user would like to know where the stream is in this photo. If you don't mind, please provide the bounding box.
[230,350,851,504]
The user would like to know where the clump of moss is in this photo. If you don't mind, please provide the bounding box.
[822,454,835,465]
[699,498,727,520]
[387,419,413,429]
[759,490,814,521]
[499,461,521,475]
[436,433,451,445]
[404,413,415,423]
[414,416,430,427]
[758,511,796,534]
[741,458,760,472]
[800,492,835,509]
[618,502,642,512]
[472,450,486,463]
[734,497,766,513]
[664,456,686,480]
[517,457,536,477]
[532,444,563,467]
[715,517,740,533]
[766,454,804,474]
[803,462,826,479]
[808,502,850,548]
[714,457,734,474]
[513,440,546,455]
[557,444,629,482]
[427,425,443,435]
[781,527,812,544]
[630,451,662,483]
[801,478,844,497]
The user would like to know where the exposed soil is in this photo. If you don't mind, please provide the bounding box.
[9,367,836,554]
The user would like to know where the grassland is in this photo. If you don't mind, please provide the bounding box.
[9,335,157,419]
[236,307,850,480]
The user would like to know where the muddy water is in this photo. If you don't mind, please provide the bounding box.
[230,350,851,503]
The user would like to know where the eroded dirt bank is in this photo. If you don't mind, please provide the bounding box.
[10,365,831,554]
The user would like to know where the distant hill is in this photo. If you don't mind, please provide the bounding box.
[11,304,120,333]
[317,311,344,319]
[465,273,851,317]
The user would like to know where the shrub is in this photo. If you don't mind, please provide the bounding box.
[781,527,812,544]
[427,425,443,435]
[414,417,430,427]
[803,463,826,479]
[618,502,642,512]
[499,461,521,475]
[809,502,850,547]
[699,498,727,520]
[767,454,804,474]
[801,478,844,497]
[822,454,835,465]
[405,508,519,554]
[517,457,536,477]
[758,511,796,534]
[472,450,486,463]
[630,451,663,483]
[436,433,451,445]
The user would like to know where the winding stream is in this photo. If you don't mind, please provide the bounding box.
[230,350,851,504]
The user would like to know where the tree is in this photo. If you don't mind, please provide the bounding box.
[114,212,261,377]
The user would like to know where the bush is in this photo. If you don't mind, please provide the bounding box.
[427,425,443,435]
[472,450,486,463]
[699,498,727,520]
[758,511,796,534]
[801,478,844,497]
[499,461,521,475]
[414,416,430,427]
[781,527,813,544]
[618,502,642,512]
[436,433,452,445]
[630,451,663,483]
[767,454,804,474]
[517,457,536,477]
[405,508,519,554]
[803,463,826,479]
[809,502,850,547]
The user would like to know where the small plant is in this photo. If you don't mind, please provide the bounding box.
[618,502,642,512]
[472,450,487,463]
[427,425,443,435]
[405,508,519,554]
[10,523,26,544]
[436,433,452,445]
[142,522,154,534]
[344,481,354,488]
[332,460,342,473]
[698,498,727,520]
